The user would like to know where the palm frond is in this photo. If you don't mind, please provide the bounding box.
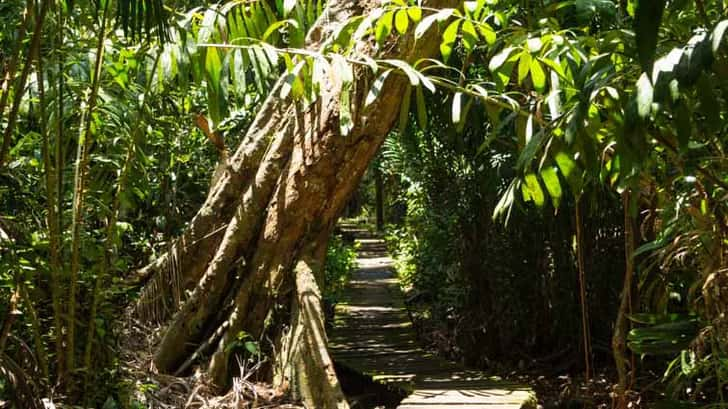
[117,0,168,43]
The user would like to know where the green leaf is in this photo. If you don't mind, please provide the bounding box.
[489,47,516,72]
[441,20,460,61]
[461,20,478,52]
[332,54,354,136]
[375,11,394,44]
[540,166,562,208]
[415,85,427,125]
[398,85,412,135]
[394,10,409,35]
[555,151,583,195]
[490,47,517,90]
[530,60,546,92]
[635,0,666,71]
[712,20,728,53]
[382,59,420,87]
[452,92,462,124]
[523,173,545,207]
[442,20,459,44]
[407,6,422,23]
[518,51,532,84]
[414,12,438,40]
[280,61,305,100]
[365,69,391,107]
[477,22,496,45]
[440,42,453,62]
[527,37,542,53]
[636,73,653,119]
[493,179,517,223]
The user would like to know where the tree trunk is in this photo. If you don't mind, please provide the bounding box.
[613,189,635,409]
[374,164,384,230]
[136,0,455,407]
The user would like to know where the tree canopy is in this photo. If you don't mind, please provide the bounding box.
[1,0,727,408]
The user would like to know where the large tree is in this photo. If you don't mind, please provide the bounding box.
[133,1,454,407]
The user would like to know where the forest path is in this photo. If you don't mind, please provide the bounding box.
[329,224,537,409]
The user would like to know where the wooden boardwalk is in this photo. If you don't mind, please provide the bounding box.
[329,227,537,408]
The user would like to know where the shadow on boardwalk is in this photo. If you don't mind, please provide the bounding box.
[330,225,537,409]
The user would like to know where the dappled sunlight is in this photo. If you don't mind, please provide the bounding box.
[330,225,535,408]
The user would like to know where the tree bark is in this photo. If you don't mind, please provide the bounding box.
[138,0,455,405]
[613,189,635,409]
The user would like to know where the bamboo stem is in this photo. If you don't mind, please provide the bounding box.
[0,0,32,121]
[0,0,49,169]
[575,197,592,382]
[613,189,635,409]
[67,0,111,383]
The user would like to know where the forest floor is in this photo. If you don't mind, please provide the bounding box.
[117,310,302,409]
[405,295,650,409]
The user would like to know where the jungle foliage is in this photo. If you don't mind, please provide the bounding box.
[0,0,727,407]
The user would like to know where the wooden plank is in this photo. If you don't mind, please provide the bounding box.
[330,229,536,409]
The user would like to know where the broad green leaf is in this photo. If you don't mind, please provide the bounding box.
[490,47,517,90]
[198,8,218,44]
[452,92,462,124]
[461,20,478,51]
[365,69,391,107]
[442,20,460,44]
[205,47,222,86]
[489,47,516,72]
[414,12,438,40]
[435,8,456,23]
[636,73,653,119]
[712,20,728,53]
[415,85,427,125]
[394,10,409,35]
[539,57,567,81]
[523,173,545,207]
[382,59,420,87]
[441,42,453,62]
[477,22,496,45]
[527,37,542,53]
[399,85,412,135]
[375,11,394,44]
[530,60,546,92]
[493,179,517,223]
[280,61,305,100]
[283,0,297,16]
[407,6,422,23]
[540,166,562,208]
[555,151,583,195]
[332,54,354,135]
[518,51,532,84]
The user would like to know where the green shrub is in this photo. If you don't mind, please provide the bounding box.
[324,235,358,304]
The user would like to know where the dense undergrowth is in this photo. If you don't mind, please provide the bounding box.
[2,0,728,407]
[377,106,727,406]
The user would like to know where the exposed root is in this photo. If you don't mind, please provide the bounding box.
[118,308,302,409]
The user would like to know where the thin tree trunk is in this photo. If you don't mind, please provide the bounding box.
[613,189,635,409]
[0,0,32,123]
[35,23,57,383]
[67,0,110,379]
[575,197,592,381]
[0,0,49,169]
